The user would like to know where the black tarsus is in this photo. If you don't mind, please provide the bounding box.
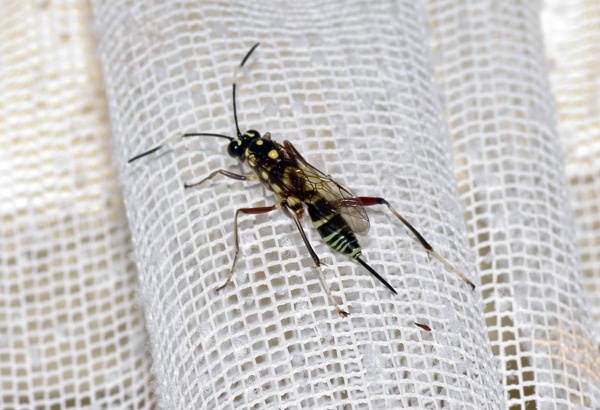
[233,42,260,138]
[355,256,398,295]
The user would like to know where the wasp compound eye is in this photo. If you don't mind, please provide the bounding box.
[227,139,245,159]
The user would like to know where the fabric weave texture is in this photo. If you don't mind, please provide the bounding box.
[1,0,599,409]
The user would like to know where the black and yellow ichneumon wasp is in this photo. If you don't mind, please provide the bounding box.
[128,43,475,317]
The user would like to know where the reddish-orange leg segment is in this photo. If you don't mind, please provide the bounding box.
[336,196,476,290]
[217,204,281,291]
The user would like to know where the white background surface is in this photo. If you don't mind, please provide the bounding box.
[1,0,598,408]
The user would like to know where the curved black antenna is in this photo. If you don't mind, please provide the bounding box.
[128,132,233,163]
[129,44,260,164]
[233,42,260,138]
[182,132,233,141]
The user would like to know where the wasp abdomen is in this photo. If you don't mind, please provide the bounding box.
[307,199,361,258]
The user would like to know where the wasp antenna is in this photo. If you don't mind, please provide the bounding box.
[128,146,161,163]
[241,43,260,67]
[355,256,397,295]
[233,42,260,138]
[128,132,236,163]
[182,132,234,142]
[128,133,184,163]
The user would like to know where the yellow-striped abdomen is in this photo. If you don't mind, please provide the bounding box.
[307,197,361,258]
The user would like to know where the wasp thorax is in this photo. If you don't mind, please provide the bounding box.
[244,130,261,139]
[227,130,261,160]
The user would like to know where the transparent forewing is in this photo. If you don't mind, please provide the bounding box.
[282,141,370,235]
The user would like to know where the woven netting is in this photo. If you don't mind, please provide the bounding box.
[542,0,600,337]
[428,1,600,408]
[1,0,154,408]
[2,0,599,409]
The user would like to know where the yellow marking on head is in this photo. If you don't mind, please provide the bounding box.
[236,139,242,145]
[268,149,279,159]
[256,140,263,146]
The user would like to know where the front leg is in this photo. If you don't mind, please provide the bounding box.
[184,169,256,189]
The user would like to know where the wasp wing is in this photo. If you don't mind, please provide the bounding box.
[282,140,370,235]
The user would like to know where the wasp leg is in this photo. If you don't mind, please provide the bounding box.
[217,204,280,292]
[284,205,350,317]
[351,196,476,290]
[184,169,256,189]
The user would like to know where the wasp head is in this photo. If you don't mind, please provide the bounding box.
[227,130,261,161]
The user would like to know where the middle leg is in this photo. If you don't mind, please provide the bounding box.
[284,205,349,317]
[217,204,280,291]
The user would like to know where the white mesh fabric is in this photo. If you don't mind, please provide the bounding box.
[92,1,502,408]
[5,0,600,409]
[542,0,600,339]
[0,0,155,408]
[428,1,600,408]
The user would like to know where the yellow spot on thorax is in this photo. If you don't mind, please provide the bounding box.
[268,149,279,159]
[286,196,300,207]
[256,140,263,145]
